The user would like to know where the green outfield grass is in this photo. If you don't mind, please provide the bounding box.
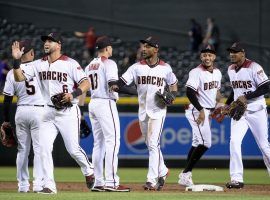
[0,167,269,200]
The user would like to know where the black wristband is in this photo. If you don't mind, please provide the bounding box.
[71,88,83,98]
[13,59,21,69]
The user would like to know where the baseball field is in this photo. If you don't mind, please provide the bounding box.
[0,167,270,200]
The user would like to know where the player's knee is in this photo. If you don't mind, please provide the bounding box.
[147,142,158,151]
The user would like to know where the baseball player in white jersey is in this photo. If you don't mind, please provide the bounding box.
[2,40,44,193]
[225,43,270,189]
[84,36,130,192]
[115,36,178,190]
[11,32,95,194]
[178,44,222,187]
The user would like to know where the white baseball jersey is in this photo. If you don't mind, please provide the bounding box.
[186,64,222,109]
[85,56,119,100]
[228,59,269,111]
[121,60,178,120]
[3,63,44,105]
[22,55,87,105]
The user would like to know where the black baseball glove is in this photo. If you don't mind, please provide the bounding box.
[227,99,247,121]
[155,90,176,109]
[0,122,17,148]
[51,93,73,110]
[80,119,92,139]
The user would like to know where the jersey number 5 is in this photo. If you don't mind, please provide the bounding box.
[25,81,35,95]
[89,73,98,90]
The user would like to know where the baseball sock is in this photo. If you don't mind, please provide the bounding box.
[183,145,208,173]
[186,146,196,162]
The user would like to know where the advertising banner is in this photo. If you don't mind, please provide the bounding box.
[80,113,269,159]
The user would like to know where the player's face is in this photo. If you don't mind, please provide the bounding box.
[106,46,113,57]
[141,43,158,59]
[44,40,61,55]
[200,52,216,67]
[229,51,245,64]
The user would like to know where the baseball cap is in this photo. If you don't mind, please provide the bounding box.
[140,36,159,48]
[41,32,63,44]
[227,42,245,52]
[19,39,33,55]
[95,36,112,50]
[200,44,216,54]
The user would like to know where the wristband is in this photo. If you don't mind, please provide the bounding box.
[71,88,83,98]
[13,59,21,69]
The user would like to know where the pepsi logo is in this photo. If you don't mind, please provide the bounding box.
[124,119,148,154]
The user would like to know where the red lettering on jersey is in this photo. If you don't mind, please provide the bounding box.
[89,63,100,70]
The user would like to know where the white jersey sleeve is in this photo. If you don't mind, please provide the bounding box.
[185,69,200,91]
[3,70,15,96]
[22,60,38,81]
[165,65,178,85]
[252,63,270,87]
[105,59,118,82]
[121,64,136,86]
[70,60,88,84]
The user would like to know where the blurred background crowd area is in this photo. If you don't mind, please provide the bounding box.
[0,0,270,98]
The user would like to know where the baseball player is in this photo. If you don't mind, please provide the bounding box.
[178,44,222,187]
[225,43,270,189]
[114,36,178,190]
[11,32,95,194]
[2,40,44,193]
[84,36,130,192]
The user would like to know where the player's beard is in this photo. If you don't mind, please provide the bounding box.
[44,48,51,55]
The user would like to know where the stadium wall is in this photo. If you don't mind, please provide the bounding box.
[0,0,270,70]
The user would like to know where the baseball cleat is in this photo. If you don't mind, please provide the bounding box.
[85,174,95,189]
[37,187,56,194]
[143,182,156,191]
[226,180,244,189]
[178,171,194,187]
[104,185,130,192]
[156,169,170,191]
[91,186,105,192]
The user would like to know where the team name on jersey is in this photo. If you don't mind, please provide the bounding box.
[231,80,252,89]
[39,71,68,82]
[204,81,219,90]
[88,63,100,70]
[137,76,164,87]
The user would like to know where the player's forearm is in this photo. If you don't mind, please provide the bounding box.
[13,59,26,82]
[216,90,223,103]
[78,93,86,106]
[169,83,178,97]
[186,87,203,111]
[13,68,26,82]
[78,79,90,94]
[245,82,270,100]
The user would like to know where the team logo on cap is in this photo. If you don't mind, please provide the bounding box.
[124,119,147,153]
[206,45,211,50]
[232,43,237,47]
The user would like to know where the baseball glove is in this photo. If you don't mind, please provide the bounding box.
[211,105,229,123]
[0,122,17,148]
[155,89,176,109]
[80,119,92,139]
[51,93,73,110]
[227,99,247,121]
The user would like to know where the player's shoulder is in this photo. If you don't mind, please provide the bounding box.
[190,64,205,73]
[101,56,117,66]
